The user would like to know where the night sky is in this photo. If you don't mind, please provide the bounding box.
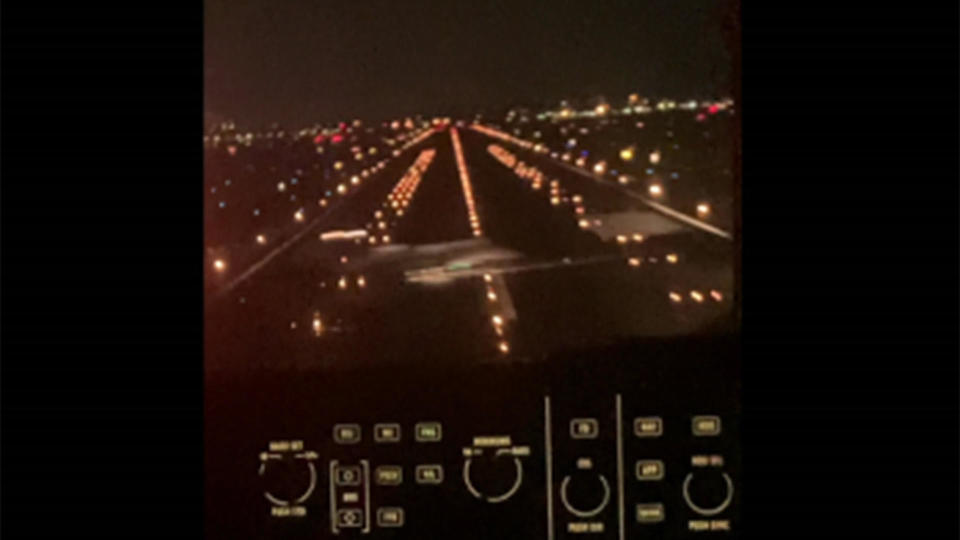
[204,0,738,129]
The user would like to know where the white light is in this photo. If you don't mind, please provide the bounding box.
[256,234,267,245]
[696,203,711,217]
[649,184,663,197]
[213,259,226,272]
[277,182,286,192]
[357,275,366,288]
[649,150,661,165]
[337,184,348,195]
[690,290,705,303]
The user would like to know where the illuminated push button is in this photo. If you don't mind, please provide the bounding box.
[415,464,443,485]
[634,417,663,438]
[636,503,665,523]
[374,423,401,443]
[334,424,361,444]
[570,418,599,439]
[375,466,402,486]
[692,416,721,436]
[415,422,442,442]
[376,507,404,527]
[336,508,363,528]
[335,465,361,486]
[635,460,665,481]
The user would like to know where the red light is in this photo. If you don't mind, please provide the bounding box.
[331,134,344,144]
[338,122,347,131]
[696,113,706,122]
[313,134,325,144]
[708,105,719,115]
[227,145,237,156]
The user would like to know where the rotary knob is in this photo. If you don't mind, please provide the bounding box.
[258,451,318,506]
[560,471,611,518]
[682,470,734,516]
[463,451,524,504]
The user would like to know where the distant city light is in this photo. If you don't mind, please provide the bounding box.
[213,259,226,272]
[649,184,663,197]
[696,203,711,217]
[256,234,267,245]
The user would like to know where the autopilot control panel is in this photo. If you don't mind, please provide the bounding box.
[205,337,740,539]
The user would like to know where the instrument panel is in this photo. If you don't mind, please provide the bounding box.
[205,335,740,539]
